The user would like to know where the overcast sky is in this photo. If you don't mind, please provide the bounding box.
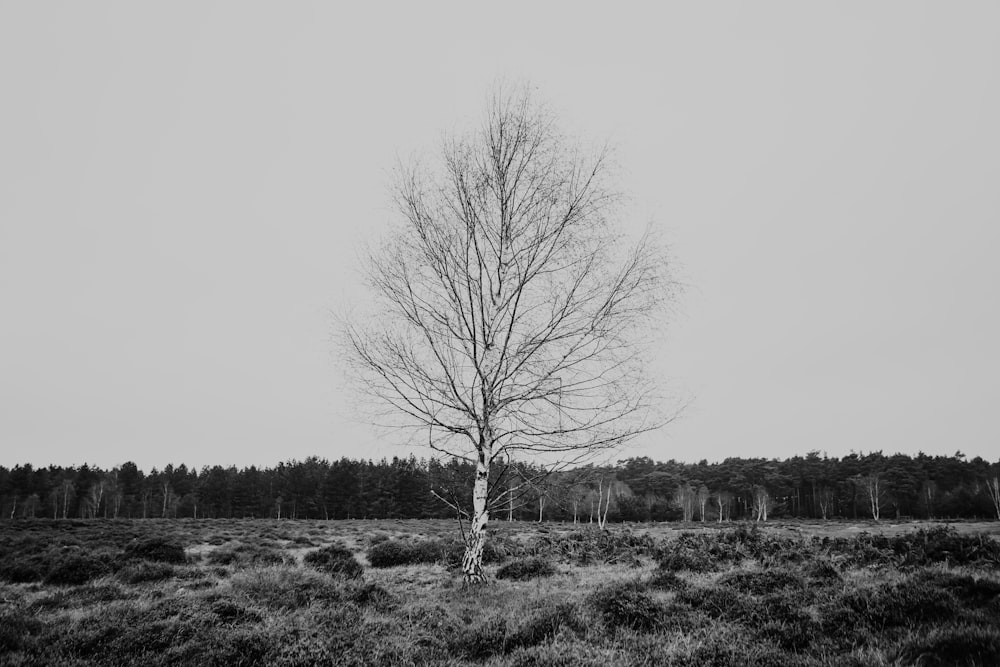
[2,3,998,471]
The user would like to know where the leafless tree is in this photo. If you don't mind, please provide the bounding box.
[817,484,835,520]
[696,484,711,522]
[853,473,883,521]
[920,479,938,520]
[344,85,672,582]
[986,474,1000,521]
[674,483,696,522]
[751,485,772,521]
[713,489,733,523]
[592,477,629,529]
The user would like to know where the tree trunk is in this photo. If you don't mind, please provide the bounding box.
[986,477,1000,520]
[461,444,491,584]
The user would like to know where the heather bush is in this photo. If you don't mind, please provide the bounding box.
[303,544,363,579]
[647,569,689,591]
[911,569,1000,607]
[44,552,116,586]
[367,539,452,567]
[824,578,959,636]
[209,598,264,624]
[805,557,842,583]
[895,624,1000,666]
[507,602,583,649]
[588,581,664,632]
[207,542,290,567]
[496,557,555,581]
[717,568,805,595]
[675,584,755,623]
[117,560,175,584]
[0,558,44,583]
[532,529,654,566]
[230,566,344,610]
[123,538,186,564]
[0,606,44,654]
[455,611,508,659]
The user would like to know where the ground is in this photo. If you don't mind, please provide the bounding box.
[1,518,998,665]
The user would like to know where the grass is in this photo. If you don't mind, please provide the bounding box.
[0,518,997,665]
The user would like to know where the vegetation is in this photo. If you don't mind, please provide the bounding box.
[0,518,997,665]
[3,450,998,524]
[303,544,364,579]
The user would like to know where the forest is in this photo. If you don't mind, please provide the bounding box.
[2,451,999,523]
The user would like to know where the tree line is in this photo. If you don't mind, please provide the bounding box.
[2,451,998,523]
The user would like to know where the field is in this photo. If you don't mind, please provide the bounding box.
[2,519,999,666]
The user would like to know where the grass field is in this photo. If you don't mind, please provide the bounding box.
[2,518,999,665]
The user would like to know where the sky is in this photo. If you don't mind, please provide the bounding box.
[1,2,998,471]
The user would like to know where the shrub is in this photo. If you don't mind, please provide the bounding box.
[209,599,264,624]
[344,581,396,611]
[717,568,805,595]
[911,569,1000,607]
[124,538,186,564]
[531,529,654,566]
[45,553,114,586]
[304,545,364,579]
[455,612,509,659]
[825,579,958,634]
[481,535,515,564]
[675,585,753,623]
[805,557,842,583]
[496,557,556,581]
[0,560,44,583]
[207,542,289,567]
[508,602,583,649]
[588,582,664,632]
[117,560,175,584]
[647,569,688,591]
[658,545,720,572]
[0,607,44,653]
[367,539,451,568]
[896,624,1000,666]
[230,566,344,610]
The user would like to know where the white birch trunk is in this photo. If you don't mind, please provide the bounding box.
[987,477,1000,520]
[462,442,491,584]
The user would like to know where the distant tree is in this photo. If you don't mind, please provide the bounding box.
[920,479,938,519]
[713,489,733,523]
[853,473,884,521]
[674,483,695,522]
[696,484,711,522]
[986,471,1000,521]
[751,485,772,521]
[817,484,835,520]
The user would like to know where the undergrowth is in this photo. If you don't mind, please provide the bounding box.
[0,519,997,666]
